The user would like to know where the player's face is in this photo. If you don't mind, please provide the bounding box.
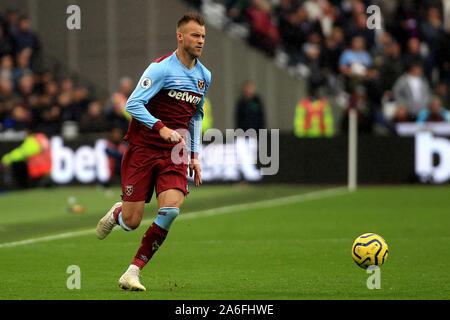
[178,21,206,58]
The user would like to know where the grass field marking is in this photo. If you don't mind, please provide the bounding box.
[0,229,95,249]
[170,186,348,222]
[0,187,347,249]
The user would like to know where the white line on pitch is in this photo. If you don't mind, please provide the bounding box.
[167,186,347,222]
[0,187,347,249]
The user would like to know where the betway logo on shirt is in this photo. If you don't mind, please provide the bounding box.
[168,89,202,105]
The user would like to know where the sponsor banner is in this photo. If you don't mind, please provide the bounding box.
[415,131,450,184]
[0,133,449,188]
[396,122,450,137]
[263,133,449,185]
[192,136,262,182]
[50,136,110,184]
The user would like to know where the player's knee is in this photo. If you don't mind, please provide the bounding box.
[122,214,141,230]
[154,207,179,231]
[121,206,144,230]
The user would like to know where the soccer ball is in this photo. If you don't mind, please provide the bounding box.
[351,233,389,269]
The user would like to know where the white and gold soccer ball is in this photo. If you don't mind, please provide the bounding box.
[351,233,389,269]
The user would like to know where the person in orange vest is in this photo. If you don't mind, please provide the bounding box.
[1,132,52,188]
[294,86,334,138]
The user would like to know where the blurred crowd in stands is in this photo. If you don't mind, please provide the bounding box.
[1,1,450,139]
[190,0,450,134]
[0,9,131,138]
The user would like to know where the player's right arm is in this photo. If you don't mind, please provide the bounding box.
[125,62,183,144]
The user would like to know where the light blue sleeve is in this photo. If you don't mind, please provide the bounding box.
[189,68,211,154]
[125,62,166,129]
[188,96,204,154]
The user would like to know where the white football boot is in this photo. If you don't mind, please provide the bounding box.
[118,266,146,291]
[96,202,122,240]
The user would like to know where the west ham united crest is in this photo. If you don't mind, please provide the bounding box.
[198,79,205,91]
[125,185,133,196]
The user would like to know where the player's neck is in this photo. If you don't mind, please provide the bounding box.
[176,49,197,70]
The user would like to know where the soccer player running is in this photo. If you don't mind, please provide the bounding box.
[96,13,211,291]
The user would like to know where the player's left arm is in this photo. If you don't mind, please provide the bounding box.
[188,96,205,187]
[189,70,211,186]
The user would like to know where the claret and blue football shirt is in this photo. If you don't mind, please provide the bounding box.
[124,51,211,153]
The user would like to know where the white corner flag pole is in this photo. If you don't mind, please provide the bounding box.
[348,107,358,191]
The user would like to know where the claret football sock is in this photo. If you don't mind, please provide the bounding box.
[131,207,179,269]
[131,222,168,269]
[113,205,122,225]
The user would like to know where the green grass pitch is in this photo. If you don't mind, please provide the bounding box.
[0,184,448,300]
